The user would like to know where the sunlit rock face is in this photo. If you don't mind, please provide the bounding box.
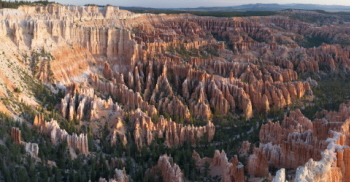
[4,4,350,182]
[239,102,350,181]
[0,4,319,121]
[131,108,215,150]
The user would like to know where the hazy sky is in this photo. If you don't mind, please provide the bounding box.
[54,0,350,8]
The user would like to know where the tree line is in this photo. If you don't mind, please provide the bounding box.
[0,0,55,9]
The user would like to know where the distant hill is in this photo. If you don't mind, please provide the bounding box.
[121,3,350,12]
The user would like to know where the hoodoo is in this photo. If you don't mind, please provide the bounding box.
[1,2,350,181]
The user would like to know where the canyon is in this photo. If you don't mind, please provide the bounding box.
[1,3,350,182]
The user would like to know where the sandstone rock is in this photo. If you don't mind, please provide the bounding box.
[246,146,269,177]
[98,168,129,182]
[250,109,324,174]
[33,115,89,154]
[0,5,318,121]
[238,141,251,157]
[97,178,117,182]
[60,89,124,123]
[90,73,157,117]
[131,109,215,150]
[150,154,184,182]
[110,118,128,147]
[192,150,244,182]
[11,127,39,158]
[189,82,212,120]
[272,168,286,182]
[11,127,21,144]
[114,168,129,182]
[103,61,113,80]
[247,102,350,181]
[23,142,39,158]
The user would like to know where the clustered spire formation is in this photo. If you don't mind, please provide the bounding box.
[2,3,350,182]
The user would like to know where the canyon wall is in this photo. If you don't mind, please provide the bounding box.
[0,4,321,121]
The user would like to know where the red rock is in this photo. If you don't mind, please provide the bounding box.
[103,61,113,80]
[150,154,184,182]
[33,115,89,155]
[131,109,215,150]
[11,127,21,144]
[237,101,350,181]
[11,127,39,158]
[192,150,244,182]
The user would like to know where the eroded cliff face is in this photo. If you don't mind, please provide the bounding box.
[60,85,124,122]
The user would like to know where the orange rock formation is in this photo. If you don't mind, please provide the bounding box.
[34,114,89,154]
[11,127,21,144]
[238,102,350,182]
[11,127,39,158]
[192,150,244,182]
[131,109,215,150]
[150,154,184,182]
[0,4,321,122]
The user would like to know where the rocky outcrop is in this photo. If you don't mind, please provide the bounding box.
[60,86,124,122]
[149,66,191,121]
[23,142,40,158]
[131,109,215,150]
[110,118,128,147]
[291,131,346,182]
[192,150,244,182]
[90,73,157,117]
[11,127,39,158]
[114,168,129,182]
[11,127,21,144]
[103,61,114,80]
[260,110,324,168]
[238,141,251,157]
[0,4,321,122]
[150,154,184,182]
[33,114,89,154]
[98,168,129,182]
[5,4,350,182]
[246,145,269,177]
[236,101,350,181]
[0,4,348,125]
[50,44,97,84]
[189,82,213,120]
[97,178,115,182]
[245,109,324,176]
